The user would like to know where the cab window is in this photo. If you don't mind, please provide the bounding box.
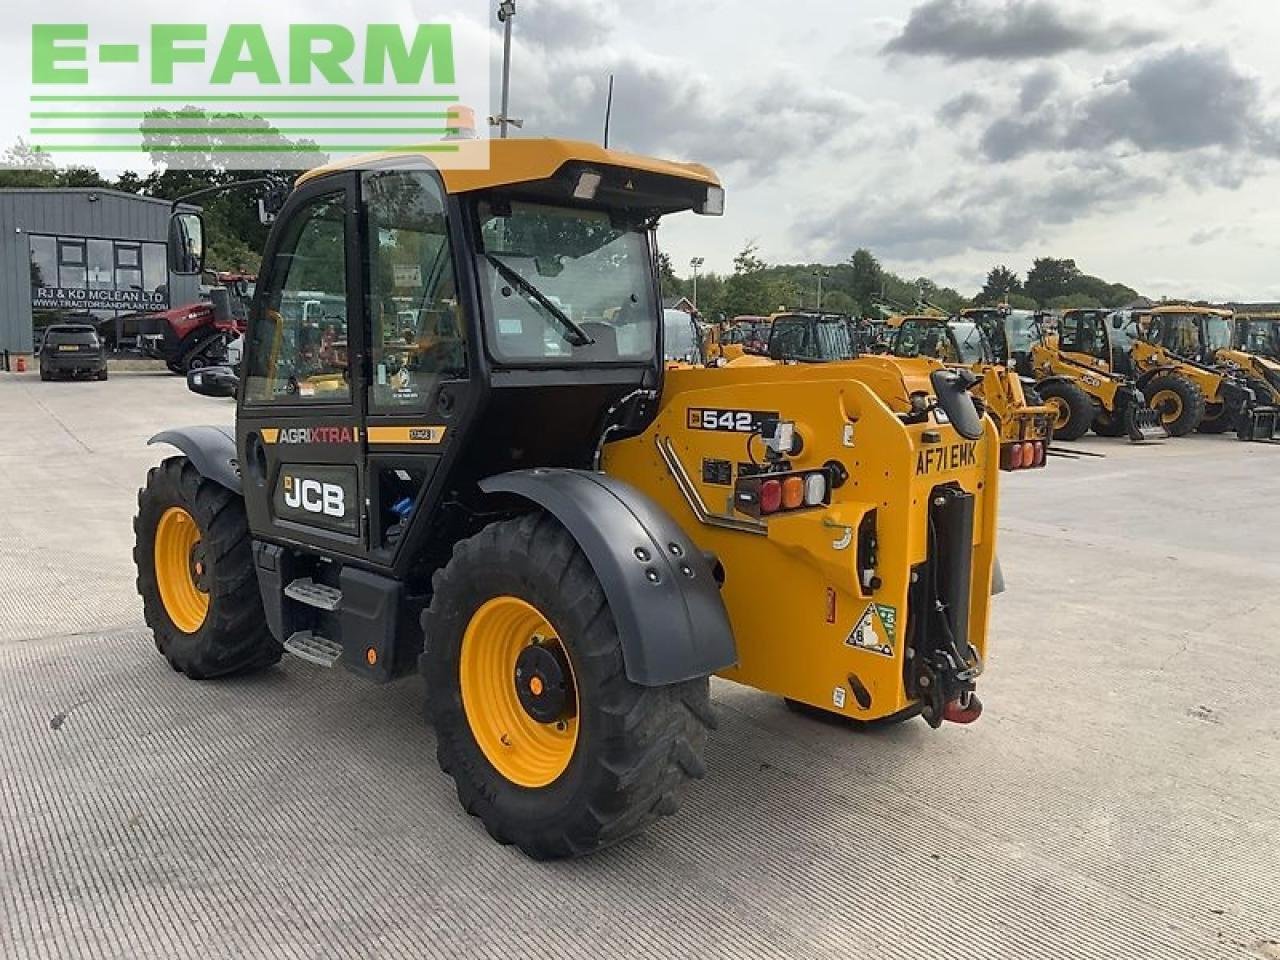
[364,169,466,410]
[247,192,350,404]
[476,201,657,365]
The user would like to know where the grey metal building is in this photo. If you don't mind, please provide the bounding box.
[0,188,201,355]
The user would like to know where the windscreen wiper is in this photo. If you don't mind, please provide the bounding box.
[484,254,595,347]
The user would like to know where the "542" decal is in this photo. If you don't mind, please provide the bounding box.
[687,408,779,433]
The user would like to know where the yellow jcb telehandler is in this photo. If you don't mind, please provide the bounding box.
[135,139,1002,859]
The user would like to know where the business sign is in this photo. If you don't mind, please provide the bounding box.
[32,287,168,311]
[4,3,491,170]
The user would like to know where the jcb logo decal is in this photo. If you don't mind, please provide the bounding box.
[283,476,346,518]
[915,442,978,477]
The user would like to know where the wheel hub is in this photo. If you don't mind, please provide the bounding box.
[515,642,573,724]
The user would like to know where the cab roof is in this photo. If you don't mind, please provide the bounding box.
[296,137,720,195]
[1140,304,1234,316]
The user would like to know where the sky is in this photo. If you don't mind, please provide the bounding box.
[500,0,1280,301]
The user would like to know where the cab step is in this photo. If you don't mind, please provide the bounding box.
[284,578,342,611]
[284,631,343,668]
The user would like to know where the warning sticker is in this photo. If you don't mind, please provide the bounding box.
[846,603,896,657]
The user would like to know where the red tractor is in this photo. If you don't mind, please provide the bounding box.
[136,274,254,374]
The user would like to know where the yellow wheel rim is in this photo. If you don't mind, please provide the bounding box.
[459,597,580,788]
[1151,390,1183,424]
[1046,397,1071,430]
[153,506,209,634]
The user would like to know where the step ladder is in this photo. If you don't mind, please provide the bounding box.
[282,578,344,667]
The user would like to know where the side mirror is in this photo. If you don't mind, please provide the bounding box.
[168,212,206,276]
[187,365,238,399]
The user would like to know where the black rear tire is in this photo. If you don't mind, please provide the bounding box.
[1145,374,1206,437]
[1037,380,1095,441]
[422,512,714,860]
[1092,408,1128,437]
[1196,402,1232,434]
[134,456,281,679]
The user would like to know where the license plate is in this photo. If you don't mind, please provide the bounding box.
[58,345,78,352]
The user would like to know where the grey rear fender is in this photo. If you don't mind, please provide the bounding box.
[479,469,737,687]
[149,426,241,494]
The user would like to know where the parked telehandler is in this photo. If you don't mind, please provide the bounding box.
[888,315,1053,470]
[136,139,1001,859]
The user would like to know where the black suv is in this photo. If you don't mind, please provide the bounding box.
[38,324,109,381]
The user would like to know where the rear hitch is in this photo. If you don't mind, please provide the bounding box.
[943,691,984,725]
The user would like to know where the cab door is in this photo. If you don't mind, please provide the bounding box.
[358,166,479,569]
[237,172,370,559]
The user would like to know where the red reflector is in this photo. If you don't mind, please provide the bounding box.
[760,479,783,514]
[781,475,805,510]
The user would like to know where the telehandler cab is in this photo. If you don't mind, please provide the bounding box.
[137,139,1000,859]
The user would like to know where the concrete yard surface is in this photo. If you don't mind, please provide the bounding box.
[0,370,1277,959]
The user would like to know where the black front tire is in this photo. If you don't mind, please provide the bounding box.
[1037,380,1095,441]
[422,512,714,860]
[134,456,282,679]
[1145,374,1206,437]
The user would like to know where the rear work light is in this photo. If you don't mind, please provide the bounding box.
[734,469,832,518]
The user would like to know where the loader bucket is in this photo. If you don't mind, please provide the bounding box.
[1237,406,1280,442]
[1126,404,1169,443]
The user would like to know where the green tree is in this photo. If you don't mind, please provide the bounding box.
[848,248,883,317]
[722,242,773,318]
[1025,257,1082,306]
[0,140,58,187]
[978,265,1023,305]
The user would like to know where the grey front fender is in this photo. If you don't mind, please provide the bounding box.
[479,469,737,687]
[149,426,241,494]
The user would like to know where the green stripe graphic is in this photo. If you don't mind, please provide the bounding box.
[31,95,458,103]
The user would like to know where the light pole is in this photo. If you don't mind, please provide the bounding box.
[494,2,520,138]
[813,269,828,312]
[690,257,705,311]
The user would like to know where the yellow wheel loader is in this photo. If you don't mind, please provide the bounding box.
[1033,309,1166,442]
[1213,314,1280,412]
[1235,314,1280,360]
[1120,306,1277,440]
[890,315,1052,470]
[961,307,1164,442]
[135,140,1001,860]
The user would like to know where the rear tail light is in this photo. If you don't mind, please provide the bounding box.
[734,470,832,518]
[781,475,805,510]
[1002,440,1047,471]
[759,479,783,515]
